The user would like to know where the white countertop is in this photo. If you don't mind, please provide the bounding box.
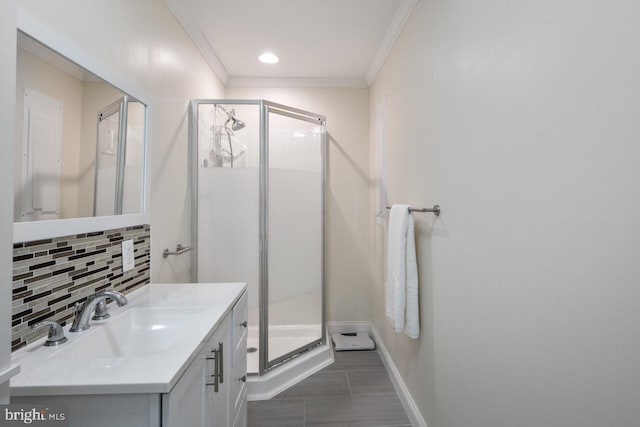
[10,282,246,396]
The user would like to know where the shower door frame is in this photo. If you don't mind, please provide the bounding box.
[94,96,129,216]
[189,99,327,375]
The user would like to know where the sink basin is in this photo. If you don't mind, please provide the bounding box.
[10,283,247,396]
[52,307,207,360]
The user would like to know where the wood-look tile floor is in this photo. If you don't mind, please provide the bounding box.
[248,350,411,427]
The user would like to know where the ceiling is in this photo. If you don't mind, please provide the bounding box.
[163,0,417,87]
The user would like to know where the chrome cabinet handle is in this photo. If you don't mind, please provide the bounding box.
[213,349,220,392]
[218,342,224,384]
[205,348,219,392]
[239,321,247,328]
[31,321,68,346]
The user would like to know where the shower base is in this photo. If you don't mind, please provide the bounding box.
[246,325,333,400]
[247,324,323,374]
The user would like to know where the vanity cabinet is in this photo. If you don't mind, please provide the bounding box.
[11,283,248,427]
[163,290,248,427]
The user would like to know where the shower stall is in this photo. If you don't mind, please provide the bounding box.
[189,100,325,375]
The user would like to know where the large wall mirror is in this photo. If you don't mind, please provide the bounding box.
[13,28,149,242]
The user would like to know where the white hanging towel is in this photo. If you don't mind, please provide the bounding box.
[404,213,420,339]
[386,204,420,339]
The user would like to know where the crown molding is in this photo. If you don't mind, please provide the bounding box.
[162,0,229,84]
[365,0,418,86]
[164,0,416,89]
[226,77,369,89]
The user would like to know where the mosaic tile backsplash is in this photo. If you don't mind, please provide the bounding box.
[11,225,151,351]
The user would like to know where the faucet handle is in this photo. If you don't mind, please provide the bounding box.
[31,321,68,346]
[92,300,111,321]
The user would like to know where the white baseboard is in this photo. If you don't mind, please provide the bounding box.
[327,321,428,427]
[370,323,428,427]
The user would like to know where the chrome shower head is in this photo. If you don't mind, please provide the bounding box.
[226,109,245,131]
[231,118,245,131]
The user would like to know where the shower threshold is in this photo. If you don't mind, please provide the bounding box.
[246,324,322,374]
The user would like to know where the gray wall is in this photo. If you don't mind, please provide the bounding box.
[369,0,640,426]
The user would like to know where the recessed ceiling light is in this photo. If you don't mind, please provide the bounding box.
[259,52,279,64]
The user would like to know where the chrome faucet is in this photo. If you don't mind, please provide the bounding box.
[70,290,128,332]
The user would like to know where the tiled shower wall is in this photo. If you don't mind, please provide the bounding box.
[11,225,151,351]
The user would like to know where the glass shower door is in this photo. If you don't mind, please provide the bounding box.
[265,103,325,368]
[194,101,261,374]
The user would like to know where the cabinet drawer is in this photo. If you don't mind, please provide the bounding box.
[231,291,248,365]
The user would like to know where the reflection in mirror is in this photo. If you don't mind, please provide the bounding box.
[14,31,146,222]
[94,97,145,216]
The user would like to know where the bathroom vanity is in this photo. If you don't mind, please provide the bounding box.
[10,283,248,427]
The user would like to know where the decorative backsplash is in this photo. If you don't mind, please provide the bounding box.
[11,225,151,351]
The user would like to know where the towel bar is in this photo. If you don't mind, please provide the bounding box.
[386,205,441,216]
[162,244,193,258]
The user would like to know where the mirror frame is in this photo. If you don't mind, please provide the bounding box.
[14,10,151,243]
